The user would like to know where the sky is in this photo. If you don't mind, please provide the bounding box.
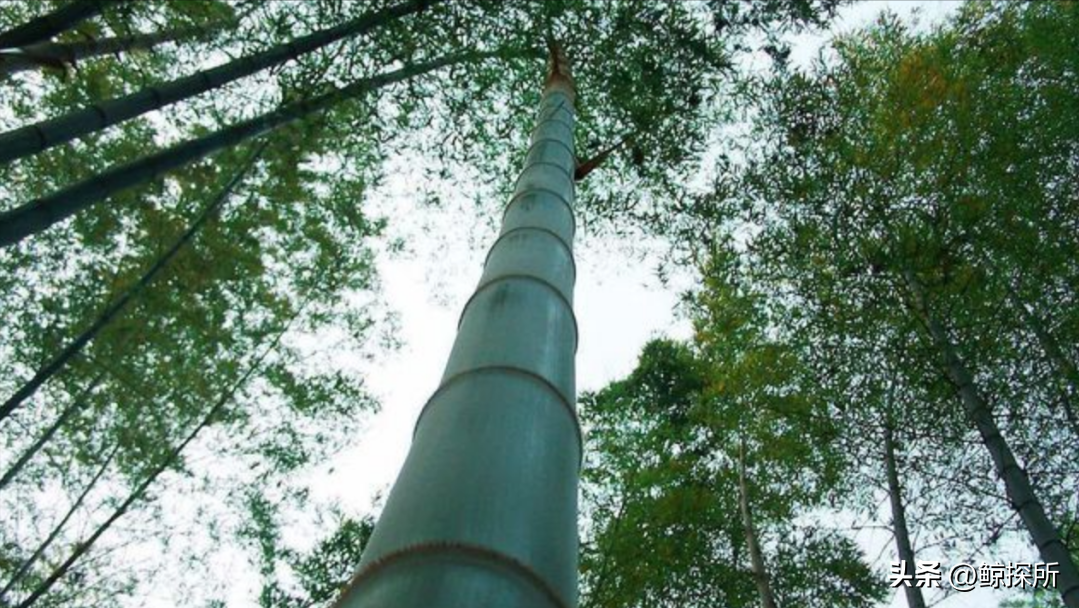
[304,2,1035,608]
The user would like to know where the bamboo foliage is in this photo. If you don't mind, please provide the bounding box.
[0,0,433,165]
[668,4,1079,607]
[0,142,267,423]
[10,281,318,608]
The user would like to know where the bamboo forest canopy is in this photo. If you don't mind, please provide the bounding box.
[622,2,1078,607]
[0,1,838,607]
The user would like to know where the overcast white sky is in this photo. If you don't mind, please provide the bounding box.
[304,3,1037,607]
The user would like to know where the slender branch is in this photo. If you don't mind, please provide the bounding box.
[575,134,632,181]
[737,438,778,608]
[0,370,105,491]
[883,421,927,608]
[0,443,120,602]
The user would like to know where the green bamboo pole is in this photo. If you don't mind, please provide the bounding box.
[905,269,1079,608]
[737,438,778,608]
[883,422,927,608]
[0,1,117,50]
[0,23,216,77]
[0,0,433,165]
[335,42,581,608]
[0,49,497,248]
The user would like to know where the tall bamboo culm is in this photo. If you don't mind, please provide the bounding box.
[335,41,581,608]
